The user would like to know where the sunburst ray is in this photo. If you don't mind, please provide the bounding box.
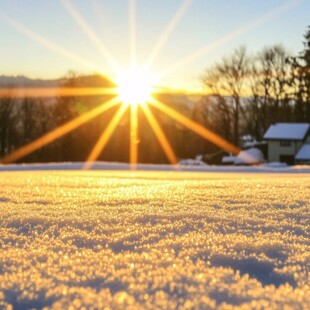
[84,103,128,169]
[140,103,178,164]
[149,97,240,155]
[60,0,120,74]
[129,0,137,68]
[145,0,193,68]
[157,0,302,81]
[0,12,102,74]
[0,96,120,164]
[130,103,139,168]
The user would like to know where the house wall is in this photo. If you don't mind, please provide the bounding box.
[296,159,310,164]
[267,140,303,162]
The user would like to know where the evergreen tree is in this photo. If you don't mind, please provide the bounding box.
[302,27,310,115]
[291,26,310,121]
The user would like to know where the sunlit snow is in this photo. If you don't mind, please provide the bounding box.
[0,170,309,309]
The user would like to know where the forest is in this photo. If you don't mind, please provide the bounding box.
[0,26,309,164]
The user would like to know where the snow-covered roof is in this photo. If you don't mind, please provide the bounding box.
[295,144,310,160]
[264,123,310,140]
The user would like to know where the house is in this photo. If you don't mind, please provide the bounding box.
[263,123,310,165]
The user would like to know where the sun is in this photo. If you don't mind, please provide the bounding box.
[116,67,154,106]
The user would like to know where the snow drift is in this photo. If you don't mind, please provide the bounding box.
[0,170,309,308]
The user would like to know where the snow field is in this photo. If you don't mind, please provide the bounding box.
[0,171,309,309]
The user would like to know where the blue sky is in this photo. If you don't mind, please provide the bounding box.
[0,0,309,90]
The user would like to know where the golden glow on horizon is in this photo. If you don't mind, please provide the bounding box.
[1,0,273,165]
[0,87,118,99]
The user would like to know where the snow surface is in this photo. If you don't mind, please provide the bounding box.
[0,170,309,309]
[263,123,310,140]
[1,161,310,173]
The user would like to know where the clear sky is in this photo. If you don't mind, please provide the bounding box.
[0,0,309,91]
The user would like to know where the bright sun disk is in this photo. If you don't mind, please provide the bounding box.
[116,68,153,106]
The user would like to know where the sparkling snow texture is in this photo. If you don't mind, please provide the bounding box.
[0,171,309,309]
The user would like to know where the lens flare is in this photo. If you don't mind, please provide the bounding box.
[0,0,254,165]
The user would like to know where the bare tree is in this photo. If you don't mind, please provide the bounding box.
[256,45,292,123]
[0,97,16,156]
[19,98,37,143]
[203,46,250,145]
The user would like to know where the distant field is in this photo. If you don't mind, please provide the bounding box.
[0,171,309,309]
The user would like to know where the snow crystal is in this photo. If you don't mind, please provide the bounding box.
[0,171,309,309]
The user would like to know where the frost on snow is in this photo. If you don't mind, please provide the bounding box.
[0,171,309,309]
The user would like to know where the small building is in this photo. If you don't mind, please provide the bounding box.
[263,123,310,165]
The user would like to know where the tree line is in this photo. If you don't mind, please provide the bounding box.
[0,26,309,164]
[201,26,310,147]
